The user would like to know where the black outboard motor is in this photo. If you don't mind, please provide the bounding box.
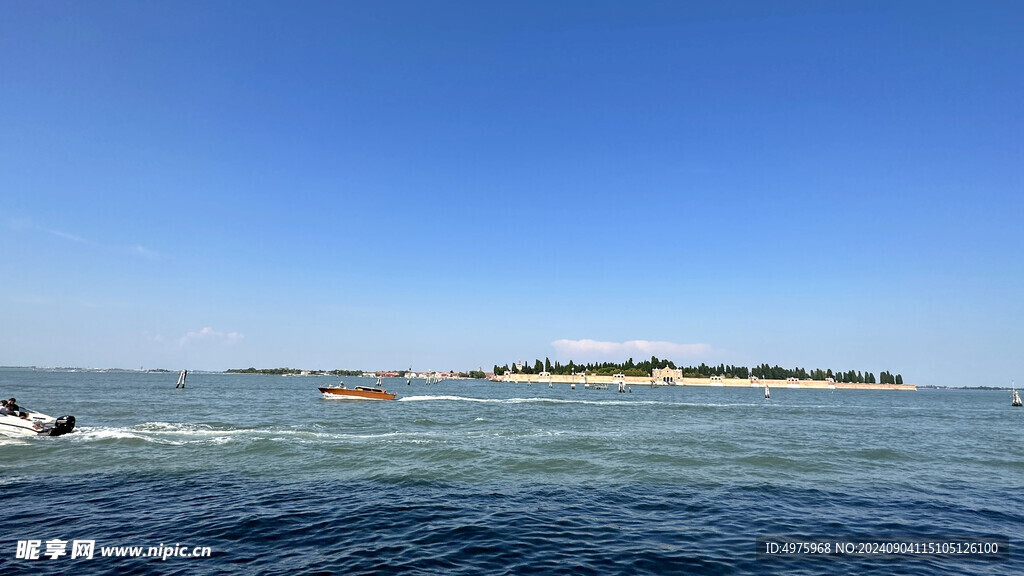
[49,415,75,436]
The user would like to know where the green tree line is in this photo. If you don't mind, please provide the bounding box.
[229,368,490,380]
[228,368,365,376]
[492,357,903,384]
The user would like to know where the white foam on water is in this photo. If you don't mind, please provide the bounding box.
[399,394,665,407]
[72,426,150,441]
[126,424,441,444]
[68,424,249,446]
[509,398,665,407]
[399,395,498,403]
[134,422,252,435]
[0,434,32,445]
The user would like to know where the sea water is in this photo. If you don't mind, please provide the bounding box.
[0,368,1020,575]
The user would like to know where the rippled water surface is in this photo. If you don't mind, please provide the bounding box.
[1,369,1021,575]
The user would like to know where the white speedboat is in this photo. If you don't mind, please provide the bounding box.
[0,407,76,437]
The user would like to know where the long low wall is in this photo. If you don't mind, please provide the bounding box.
[491,374,916,391]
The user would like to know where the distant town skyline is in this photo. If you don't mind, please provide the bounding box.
[2,2,1022,387]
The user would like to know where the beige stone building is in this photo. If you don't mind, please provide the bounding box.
[652,367,683,383]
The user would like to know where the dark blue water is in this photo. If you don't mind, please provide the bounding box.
[1,369,1021,574]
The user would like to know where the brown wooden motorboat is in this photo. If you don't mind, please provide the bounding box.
[318,384,396,401]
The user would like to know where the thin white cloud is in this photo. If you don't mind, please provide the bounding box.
[177,327,244,347]
[43,227,91,244]
[14,218,160,258]
[130,244,159,259]
[7,294,48,305]
[551,339,711,362]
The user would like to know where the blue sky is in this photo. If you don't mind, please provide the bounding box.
[2,1,1021,385]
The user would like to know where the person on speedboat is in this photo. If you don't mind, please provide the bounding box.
[1,398,23,417]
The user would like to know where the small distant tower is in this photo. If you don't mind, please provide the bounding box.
[516,360,523,372]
